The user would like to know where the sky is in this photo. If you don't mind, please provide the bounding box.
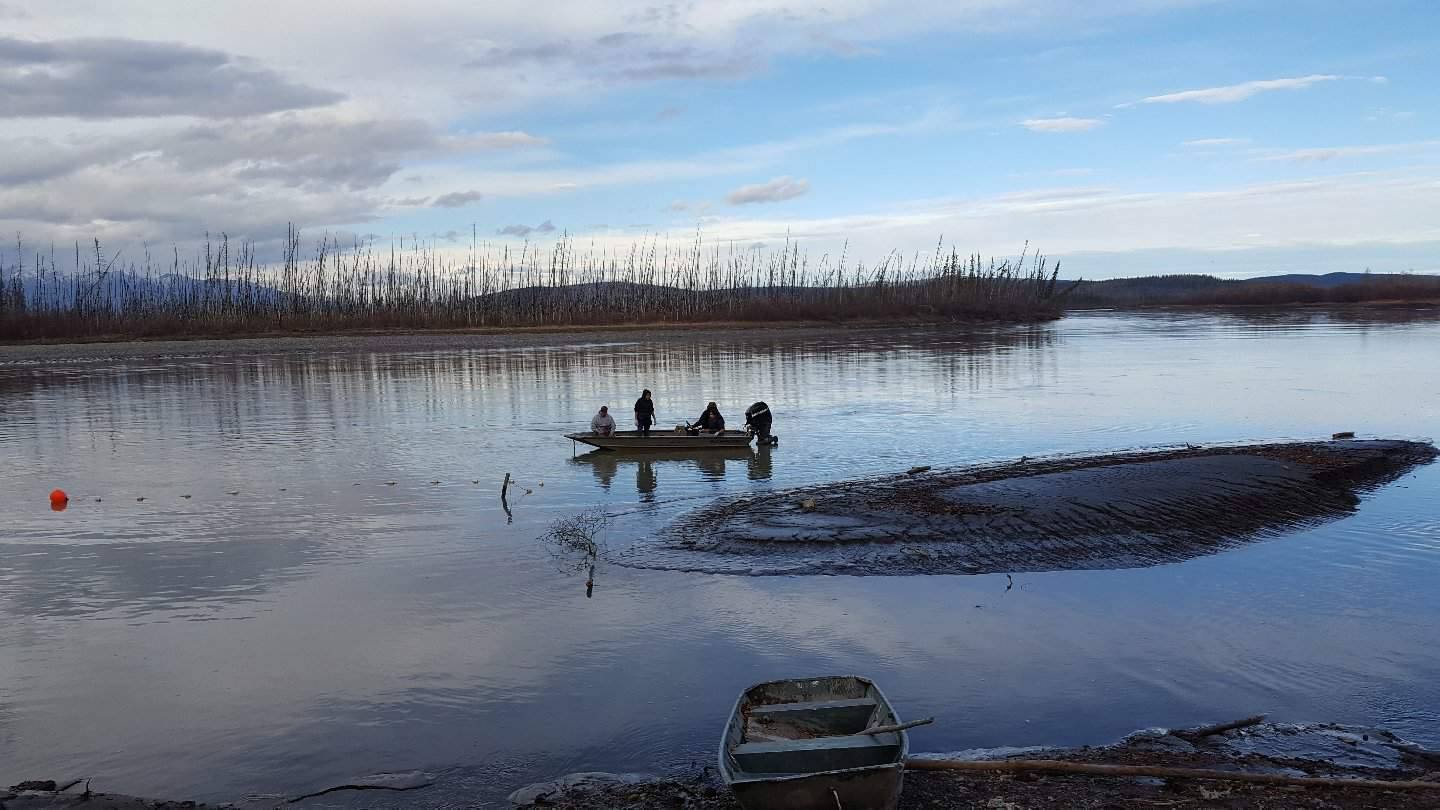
[1,0,1438,279]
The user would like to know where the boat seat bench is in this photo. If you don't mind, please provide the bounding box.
[748,697,878,726]
[733,734,901,773]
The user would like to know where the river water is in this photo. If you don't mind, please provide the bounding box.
[1,311,1437,804]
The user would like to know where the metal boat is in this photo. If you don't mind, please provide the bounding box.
[564,429,755,451]
[720,676,908,810]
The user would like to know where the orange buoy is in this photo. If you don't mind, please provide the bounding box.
[50,489,69,512]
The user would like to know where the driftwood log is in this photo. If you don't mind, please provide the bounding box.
[286,781,435,803]
[1173,714,1266,740]
[904,758,1440,791]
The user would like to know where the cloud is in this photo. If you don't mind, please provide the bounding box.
[456,131,549,149]
[726,176,811,205]
[466,34,756,85]
[393,116,920,203]
[160,119,542,179]
[497,220,558,237]
[1022,116,1103,132]
[0,2,1264,120]
[1182,137,1249,147]
[0,35,342,118]
[0,154,382,251]
[162,116,437,190]
[1256,140,1440,163]
[0,110,545,248]
[0,135,128,185]
[432,190,484,208]
[1140,74,1340,105]
[0,107,941,252]
[662,170,1440,271]
[809,31,882,58]
[0,112,545,192]
[667,199,714,215]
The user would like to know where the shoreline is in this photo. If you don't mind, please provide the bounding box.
[0,320,1050,363]
[3,299,1438,349]
[10,719,1437,809]
[510,719,1440,810]
[0,313,1056,349]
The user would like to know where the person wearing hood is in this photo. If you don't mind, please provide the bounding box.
[692,401,725,433]
[744,401,773,443]
[590,405,617,436]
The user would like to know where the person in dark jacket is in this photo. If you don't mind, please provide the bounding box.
[692,402,725,432]
[744,401,773,443]
[634,389,655,436]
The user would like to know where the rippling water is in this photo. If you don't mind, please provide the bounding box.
[1,310,1437,804]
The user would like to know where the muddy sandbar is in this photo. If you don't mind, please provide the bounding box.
[627,439,1437,575]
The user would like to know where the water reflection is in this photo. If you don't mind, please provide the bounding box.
[570,447,771,495]
[637,459,656,500]
[0,535,336,622]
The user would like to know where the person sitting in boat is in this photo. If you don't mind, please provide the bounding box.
[634,389,655,437]
[590,405,616,436]
[744,401,773,443]
[690,402,726,433]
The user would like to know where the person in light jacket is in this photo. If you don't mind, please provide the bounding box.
[590,405,617,436]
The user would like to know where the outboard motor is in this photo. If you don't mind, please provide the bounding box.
[744,401,778,446]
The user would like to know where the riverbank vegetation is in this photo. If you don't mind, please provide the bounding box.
[0,231,1065,341]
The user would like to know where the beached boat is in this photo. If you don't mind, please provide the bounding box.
[720,676,909,810]
[564,429,755,451]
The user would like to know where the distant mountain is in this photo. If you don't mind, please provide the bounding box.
[1245,272,1381,288]
[1061,272,1439,306]
[2,270,285,310]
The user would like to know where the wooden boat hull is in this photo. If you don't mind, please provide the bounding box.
[720,676,908,810]
[565,429,754,451]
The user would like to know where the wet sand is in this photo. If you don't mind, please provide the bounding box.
[634,440,1438,575]
[12,722,1434,809]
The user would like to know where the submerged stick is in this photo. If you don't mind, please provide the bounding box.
[903,758,1440,791]
[1173,714,1266,739]
[287,781,434,803]
[863,717,934,736]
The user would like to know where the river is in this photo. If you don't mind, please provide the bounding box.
[1,310,1437,804]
